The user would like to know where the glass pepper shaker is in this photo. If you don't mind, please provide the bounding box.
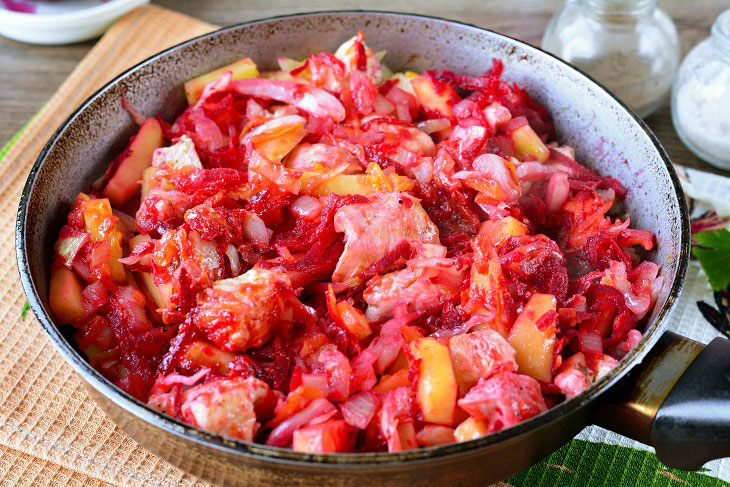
[541,0,680,118]
[671,9,730,171]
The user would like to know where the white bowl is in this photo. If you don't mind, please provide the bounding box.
[0,0,150,45]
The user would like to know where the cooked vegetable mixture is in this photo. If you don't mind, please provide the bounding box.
[50,32,662,453]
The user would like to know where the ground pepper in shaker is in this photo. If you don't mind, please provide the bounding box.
[672,9,730,171]
[542,0,679,118]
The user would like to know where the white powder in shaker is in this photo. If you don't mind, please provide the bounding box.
[674,66,730,164]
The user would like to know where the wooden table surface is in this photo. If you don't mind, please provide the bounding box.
[1,0,728,176]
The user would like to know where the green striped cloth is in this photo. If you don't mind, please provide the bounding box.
[5,119,729,487]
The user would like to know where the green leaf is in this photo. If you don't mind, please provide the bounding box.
[693,229,730,291]
[507,439,729,487]
[20,301,30,321]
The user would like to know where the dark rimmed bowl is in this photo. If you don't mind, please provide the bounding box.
[16,11,689,486]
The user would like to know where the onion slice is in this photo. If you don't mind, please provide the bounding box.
[265,397,336,447]
[55,229,90,267]
[290,195,322,220]
[545,171,570,212]
[243,212,271,245]
[341,391,379,429]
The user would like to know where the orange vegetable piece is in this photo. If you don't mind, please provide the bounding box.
[184,58,259,105]
[396,421,419,451]
[49,260,86,324]
[478,216,528,248]
[373,368,411,394]
[463,242,513,338]
[180,340,236,376]
[102,118,164,207]
[454,417,489,442]
[411,74,459,119]
[416,425,456,447]
[508,293,557,382]
[251,122,307,163]
[82,198,126,283]
[410,337,458,425]
[293,419,356,453]
[325,284,372,339]
[511,124,549,162]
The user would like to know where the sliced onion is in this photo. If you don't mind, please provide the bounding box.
[579,330,603,354]
[607,218,631,237]
[307,408,339,426]
[246,99,266,119]
[189,231,221,271]
[626,329,643,350]
[346,130,386,146]
[431,314,481,339]
[300,373,329,397]
[417,118,451,135]
[291,195,322,220]
[304,116,333,136]
[349,350,377,392]
[516,161,560,181]
[412,159,433,184]
[190,111,226,151]
[157,368,210,388]
[471,153,505,173]
[483,102,511,131]
[368,333,404,374]
[395,102,412,122]
[118,254,144,266]
[373,93,395,115]
[242,114,307,143]
[265,397,336,447]
[451,170,479,180]
[277,56,306,72]
[121,92,146,126]
[225,244,241,277]
[247,148,301,194]
[504,115,529,134]
[341,391,379,429]
[231,78,345,122]
[55,230,90,267]
[545,172,570,212]
[193,71,232,109]
[650,275,664,303]
[385,85,412,106]
[243,212,271,245]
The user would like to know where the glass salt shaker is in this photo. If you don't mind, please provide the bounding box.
[542,0,680,118]
[671,9,730,171]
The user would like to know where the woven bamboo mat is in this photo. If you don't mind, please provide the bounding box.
[0,6,218,486]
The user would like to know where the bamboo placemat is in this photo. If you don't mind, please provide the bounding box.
[0,6,217,486]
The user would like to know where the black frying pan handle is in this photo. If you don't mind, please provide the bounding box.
[593,331,730,470]
[651,336,730,469]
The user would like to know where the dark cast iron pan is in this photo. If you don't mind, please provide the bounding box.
[15,11,730,487]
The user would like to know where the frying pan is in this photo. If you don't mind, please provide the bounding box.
[15,11,730,487]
